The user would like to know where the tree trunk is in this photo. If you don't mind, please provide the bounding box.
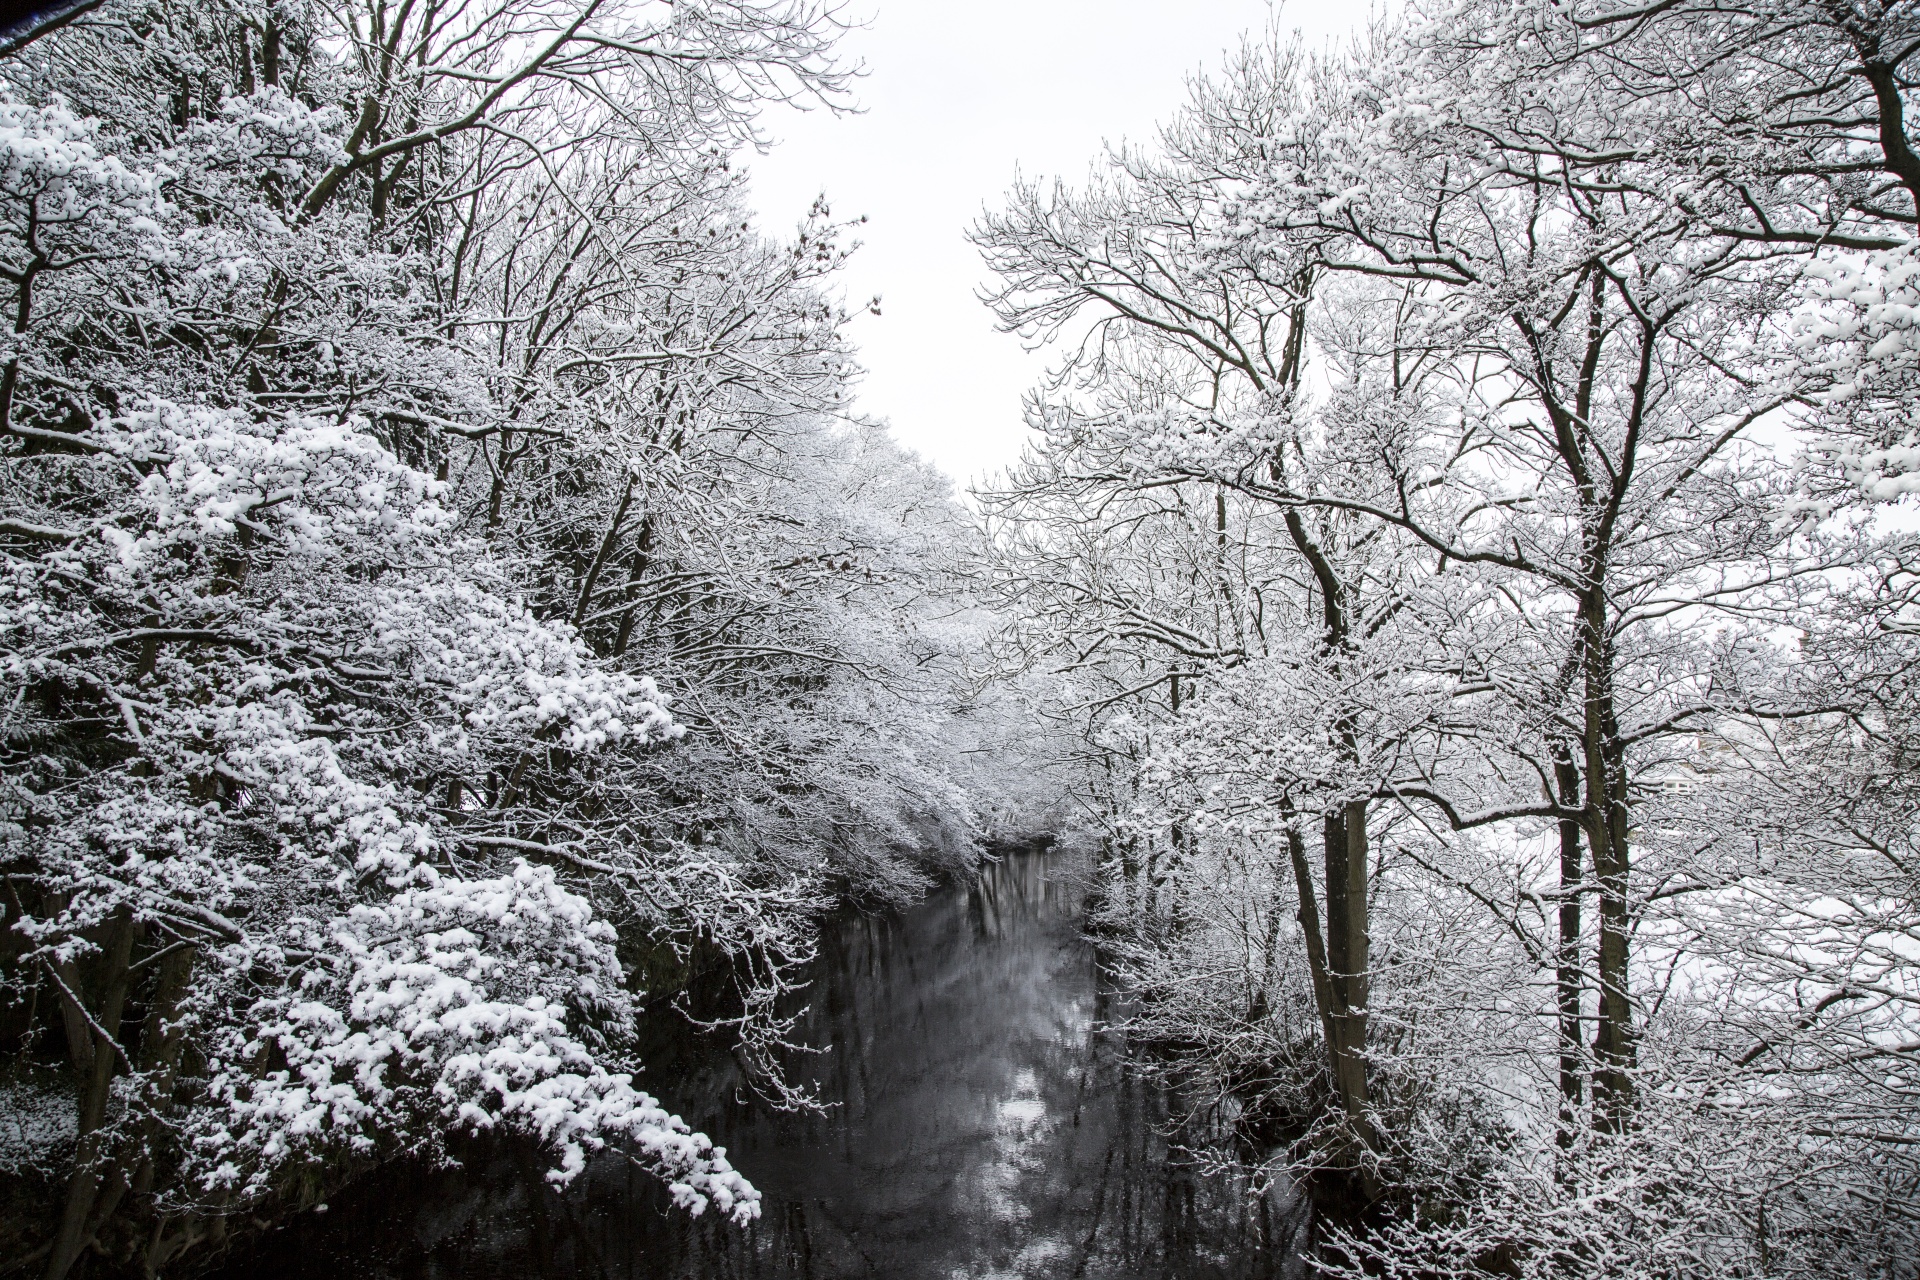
[1580,602,1636,1128]
[610,515,655,658]
[1322,802,1373,1140]
[129,943,196,1194]
[42,890,95,1078]
[1553,746,1585,1146]
[573,471,637,629]
[1285,827,1342,1070]
[1287,813,1379,1195]
[45,908,137,1280]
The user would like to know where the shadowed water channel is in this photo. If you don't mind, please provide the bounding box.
[213,851,1301,1279]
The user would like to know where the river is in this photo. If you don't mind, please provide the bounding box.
[211,850,1304,1279]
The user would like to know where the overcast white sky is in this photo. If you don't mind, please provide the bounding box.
[745,1,1359,489]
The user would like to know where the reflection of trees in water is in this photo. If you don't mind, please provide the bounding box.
[210,853,1302,1280]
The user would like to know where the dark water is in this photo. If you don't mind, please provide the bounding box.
[213,851,1302,1279]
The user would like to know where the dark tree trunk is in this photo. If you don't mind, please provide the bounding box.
[45,908,137,1280]
[1554,745,1585,1146]
[1321,801,1373,1144]
[1579,599,1635,1128]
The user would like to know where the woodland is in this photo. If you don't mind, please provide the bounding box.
[0,0,1917,1277]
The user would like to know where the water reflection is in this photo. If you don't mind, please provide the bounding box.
[213,851,1292,1279]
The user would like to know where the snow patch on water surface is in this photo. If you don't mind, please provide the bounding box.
[996,1069,1047,1127]
[996,1096,1046,1125]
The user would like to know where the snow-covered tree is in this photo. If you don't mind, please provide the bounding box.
[0,1,994,1274]
[978,9,1920,1273]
